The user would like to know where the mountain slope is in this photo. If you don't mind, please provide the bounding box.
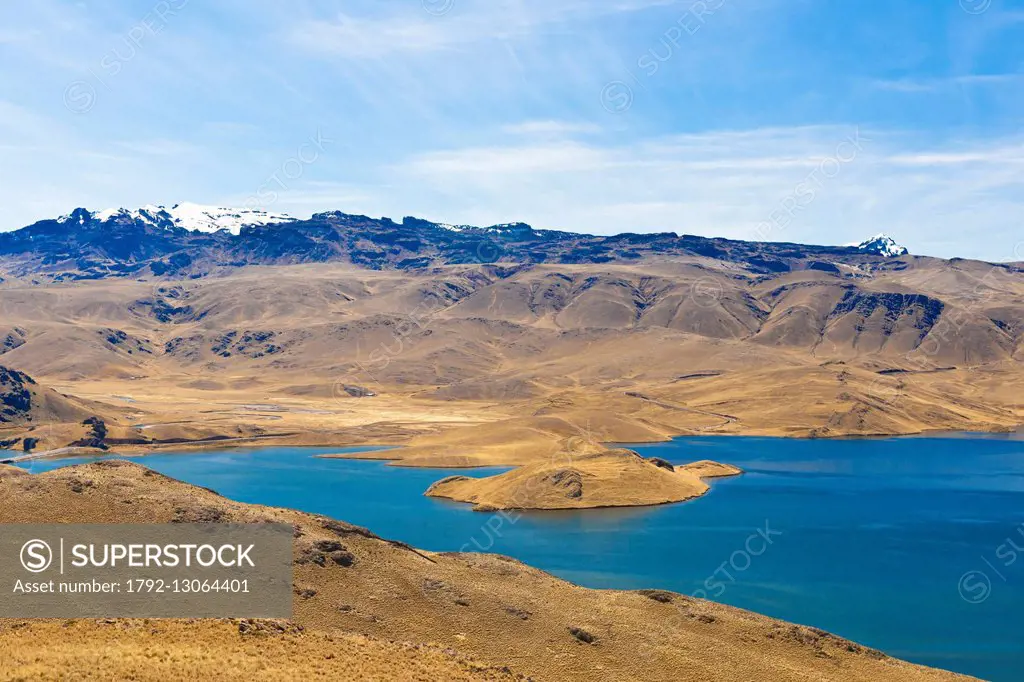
[0,365,107,426]
[0,256,1019,455]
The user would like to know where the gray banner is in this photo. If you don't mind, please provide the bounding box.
[0,524,293,618]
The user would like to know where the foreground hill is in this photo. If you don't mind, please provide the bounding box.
[0,620,524,682]
[0,461,973,681]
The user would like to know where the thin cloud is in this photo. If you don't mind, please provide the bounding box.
[114,139,205,157]
[385,126,1024,260]
[288,0,674,57]
[501,120,603,136]
[871,74,1023,92]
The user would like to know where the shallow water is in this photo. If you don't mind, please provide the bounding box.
[16,434,1024,681]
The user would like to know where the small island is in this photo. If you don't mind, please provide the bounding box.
[424,448,742,511]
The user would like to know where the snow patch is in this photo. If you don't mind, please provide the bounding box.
[846,234,909,257]
[162,202,296,234]
[59,203,297,235]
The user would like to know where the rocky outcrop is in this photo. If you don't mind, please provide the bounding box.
[0,366,35,423]
[68,416,110,450]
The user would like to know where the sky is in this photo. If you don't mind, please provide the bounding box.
[0,0,1022,261]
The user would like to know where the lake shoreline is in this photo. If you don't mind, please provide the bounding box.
[6,423,1021,467]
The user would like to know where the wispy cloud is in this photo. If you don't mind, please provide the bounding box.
[381,125,1024,261]
[287,0,673,57]
[288,14,465,57]
[501,120,603,136]
[114,138,205,157]
[0,100,62,141]
[871,73,1023,92]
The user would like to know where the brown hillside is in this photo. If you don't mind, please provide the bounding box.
[0,257,1018,462]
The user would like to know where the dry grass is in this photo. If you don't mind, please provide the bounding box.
[0,620,525,681]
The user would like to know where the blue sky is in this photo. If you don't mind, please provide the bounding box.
[0,0,1022,260]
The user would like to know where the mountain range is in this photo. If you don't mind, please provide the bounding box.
[0,204,916,281]
[0,202,1021,458]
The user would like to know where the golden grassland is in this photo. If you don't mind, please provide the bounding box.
[1,257,1021,509]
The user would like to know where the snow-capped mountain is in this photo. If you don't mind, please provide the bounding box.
[2,204,938,283]
[847,234,909,257]
[56,203,296,235]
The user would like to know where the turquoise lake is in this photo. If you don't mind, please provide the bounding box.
[13,433,1024,681]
